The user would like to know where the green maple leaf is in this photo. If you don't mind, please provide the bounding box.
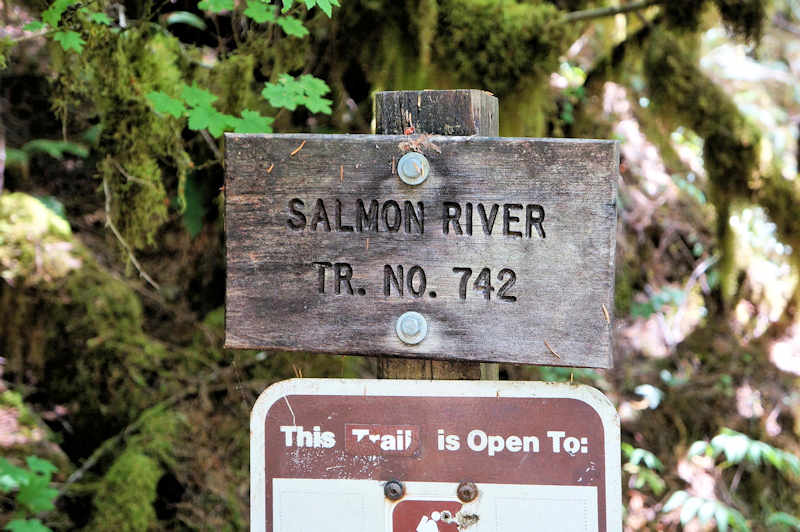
[23,20,46,31]
[283,0,339,15]
[197,0,234,13]
[261,76,305,110]
[17,476,57,513]
[89,12,112,25]
[261,74,331,114]
[146,91,187,118]
[302,0,339,17]
[276,16,308,37]
[243,0,276,23]
[6,519,51,532]
[187,105,235,137]
[233,109,274,133]
[181,84,218,108]
[0,459,27,491]
[42,0,77,26]
[53,30,85,53]
[25,457,57,478]
[296,74,332,113]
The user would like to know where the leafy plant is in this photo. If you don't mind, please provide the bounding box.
[767,512,800,531]
[0,457,58,532]
[688,428,800,477]
[662,491,749,532]
[622,443,666,495]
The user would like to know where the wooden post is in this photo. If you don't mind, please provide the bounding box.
[373,89,500,381]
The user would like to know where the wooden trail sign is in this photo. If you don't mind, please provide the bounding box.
[225,133,618,368]
[250,378,623,532]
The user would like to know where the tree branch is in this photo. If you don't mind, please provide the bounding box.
[562,0,661,23]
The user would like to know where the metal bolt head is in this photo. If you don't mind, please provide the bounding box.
[396,311,428,345]
[397,152,430,185]
[457,481,478,503]
[384,479,405,501]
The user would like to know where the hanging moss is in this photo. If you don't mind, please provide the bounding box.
[643,30,759,200]
[53,22,192,251]
[642,29,764,304]
[89,450,162,531]
[434,0,573,96]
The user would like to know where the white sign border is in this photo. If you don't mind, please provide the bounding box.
[250,378,622,532]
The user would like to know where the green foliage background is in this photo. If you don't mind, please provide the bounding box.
[2,0,800,530]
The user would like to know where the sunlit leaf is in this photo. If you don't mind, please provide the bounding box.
[697,501,716,525]
[42,0,78,27]
[147,91,187,118]
[276,16,308,37]
[233,109,274,133]
[187,106,235,137]
[17,477,57,513]
[688,440,709,457]
[680,496,704,525]
[243,0,276,23]
[22,20,46,31]
[197,0,234,13]
[5,519,51,532]
[181,84,218,108]
[25,457,57,478]
[634,384,663,409]
[23,139,88,159]
[165,11,207,29]
[53,30,85,53]
[662,490,689,513]
[89,12,112,25]
[766,512,800,530]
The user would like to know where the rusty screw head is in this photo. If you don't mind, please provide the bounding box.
[384,479,405,501]
[457,481,478,503]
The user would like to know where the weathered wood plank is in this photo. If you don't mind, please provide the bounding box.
[374,90,499,137]
[225,134,618,368]
[375,90,499,380]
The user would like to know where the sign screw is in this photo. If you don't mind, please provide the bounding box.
[457,481,478,502]
[384,479,405,501]
[397,152,430,185]
[396,311,428,345]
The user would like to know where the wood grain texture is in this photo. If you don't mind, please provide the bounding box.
[374,90,499,137]
[225,134,618,368]
[374,90,499,380]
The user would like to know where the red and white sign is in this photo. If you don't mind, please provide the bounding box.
[251,379,622,532]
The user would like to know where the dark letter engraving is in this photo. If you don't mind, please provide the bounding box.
[287,199,306,230]
[503,204,522,238]
[335,199,354,232]
[384,265,404,296]
[443,202,462,235]
[465,203,473,236]
[334,263,354,295]
[404,201,424,234]
[407,266,427,298]
[453,267,472,299]
[382,200,402,232]
[497,268,517,302]
[478,204,499,235]
[526,204,546,238]
[311,199,331,232]
[312,262,332,293]
[473,267,494,299]
[356,199,379,232]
